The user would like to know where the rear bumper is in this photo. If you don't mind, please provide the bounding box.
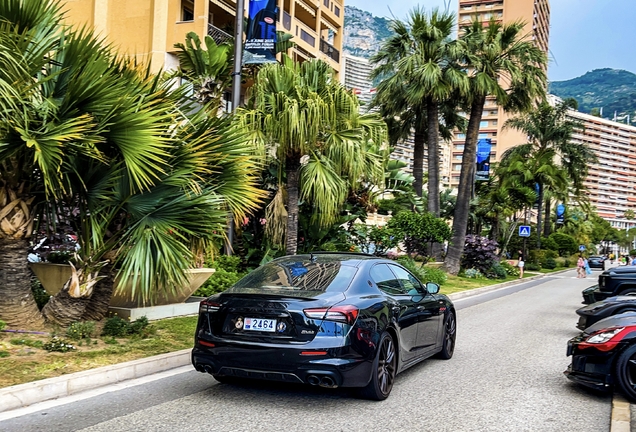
[192,342,374,388]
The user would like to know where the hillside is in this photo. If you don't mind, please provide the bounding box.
[549,69,636,122]
[343,6,392,59]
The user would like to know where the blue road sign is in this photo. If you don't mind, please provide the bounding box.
[579,245,586,252]
[519,226,531,237]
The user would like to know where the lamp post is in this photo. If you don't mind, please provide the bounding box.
[225,0,245,255]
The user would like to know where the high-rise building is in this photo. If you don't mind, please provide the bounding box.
[451,0,551,186]
[340,54,375,108]
[60,0,345,75]
[566,109,636,230]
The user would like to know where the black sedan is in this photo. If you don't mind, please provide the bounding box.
[192,253,456,400]
[587,256,606,270]
[576,295,636,330]
[565,312,636,402]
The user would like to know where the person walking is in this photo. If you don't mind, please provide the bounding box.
[584,256,591,277]
[518,250,525,279]
[577,255,585,278]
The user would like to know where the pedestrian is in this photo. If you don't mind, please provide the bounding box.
[577,255,585,278]
[584,257,592,277]
[518,250,524,279]
[631,256,636,266]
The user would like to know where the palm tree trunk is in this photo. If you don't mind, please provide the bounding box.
[543,199,551,237]
[42,283,90,327]
[81,264,115,321]
[536,183,544,249]
[0,238,46,329]
[426,99,440,217]
[444,95,486,275]
[412,111,426,197]
[285,157,301,255]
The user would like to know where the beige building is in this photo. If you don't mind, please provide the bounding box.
[451,0,551,186]
[60,0,345,74]
[566,108,636,230]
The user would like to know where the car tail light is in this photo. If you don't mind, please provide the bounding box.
[303,305,359,325]
[200,300,221,314]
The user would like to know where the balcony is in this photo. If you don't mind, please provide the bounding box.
[208,24,233,45]
[319,38,339,63]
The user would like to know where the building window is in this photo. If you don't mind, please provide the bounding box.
[324,0,329,7]
[480,120,488,128]
[334,5,340,16]
[478,133,488,139]
[181,0,194,21]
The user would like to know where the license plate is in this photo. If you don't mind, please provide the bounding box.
[244,318,276,332]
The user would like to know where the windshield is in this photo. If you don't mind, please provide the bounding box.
[229,260,358,294]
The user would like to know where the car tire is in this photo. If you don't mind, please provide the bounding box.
[436,311,457,360]
[358,332,397,401]
[614,344,636,403]
[619,289,636,296]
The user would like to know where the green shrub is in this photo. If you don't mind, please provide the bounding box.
[499,261,519,277]
[0,319,6,332]
[43,336,76,353]
[66,321,96,340]
[487,263,507,279]
[420,266,447,286]
[543,257,557,269]
[463,268,483,279]
[525,262,541,271]
[563,259,571,267]
[46,251,73,264]
[101,316,130,337]
[31,278,50,310]
[193,268,242,297]
[0,351,9,358]
[102,315,150,337]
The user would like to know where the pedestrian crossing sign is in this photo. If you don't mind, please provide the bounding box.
[519,226,531,237]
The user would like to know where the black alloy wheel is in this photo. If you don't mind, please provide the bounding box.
[436,311,456,360]
[359,332,397,400]
[614,344,636,403]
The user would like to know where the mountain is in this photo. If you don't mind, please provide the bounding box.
[343,6,392,59]
[549,69,636,121]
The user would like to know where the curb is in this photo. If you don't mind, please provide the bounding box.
[611,395,631,432]
[0,349,191,413]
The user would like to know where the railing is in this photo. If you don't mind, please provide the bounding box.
[319,39,339,62]
[208,24,233,45]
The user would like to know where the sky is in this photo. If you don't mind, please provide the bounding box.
[344,0,636,82]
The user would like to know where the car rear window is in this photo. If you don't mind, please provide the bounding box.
[229,260,357,293]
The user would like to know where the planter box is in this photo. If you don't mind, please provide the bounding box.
[29,262,214,308]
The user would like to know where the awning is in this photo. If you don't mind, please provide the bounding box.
[295,0,316,16]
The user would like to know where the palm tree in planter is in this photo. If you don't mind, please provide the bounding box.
[0,0,265,328]
[235,57,388,255]
[443,18,547,275]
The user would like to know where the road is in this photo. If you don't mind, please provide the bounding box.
[1,270,612,432]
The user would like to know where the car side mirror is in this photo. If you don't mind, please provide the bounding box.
[426,282,440,294]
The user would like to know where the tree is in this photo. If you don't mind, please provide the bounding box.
[0,0,265,328]
[387,211,451,257]
[370,6,467,216]
[501,100,596,248]
[235,57,387,255]
[443,18,547,275]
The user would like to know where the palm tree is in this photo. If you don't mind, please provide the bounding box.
[443,18,547,275]
[501,100,596,248]
[370,7,467,216]
[235,57,388,255]
[0,0,265,328]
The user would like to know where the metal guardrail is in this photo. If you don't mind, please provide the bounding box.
[208,24,233,45]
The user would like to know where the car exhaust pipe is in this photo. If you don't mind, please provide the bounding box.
[307,375,320,386]
[320,376,337,388]
[204,365,215,374]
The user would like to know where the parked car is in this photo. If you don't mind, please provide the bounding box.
[587,256,606,270]
[565,312,636,402]
[581,266,636,304]
[576,295,636,330]
[192,252,456,400]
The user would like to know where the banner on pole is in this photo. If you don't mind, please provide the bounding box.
[475,138,492,181]
[244,0,278,64]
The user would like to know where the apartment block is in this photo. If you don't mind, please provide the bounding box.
[60,0,345,75]
[567,110,636,230]
[341,54,375,108]
[451,0,551,186]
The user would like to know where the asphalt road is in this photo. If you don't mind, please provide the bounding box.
[1,269,612,432]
